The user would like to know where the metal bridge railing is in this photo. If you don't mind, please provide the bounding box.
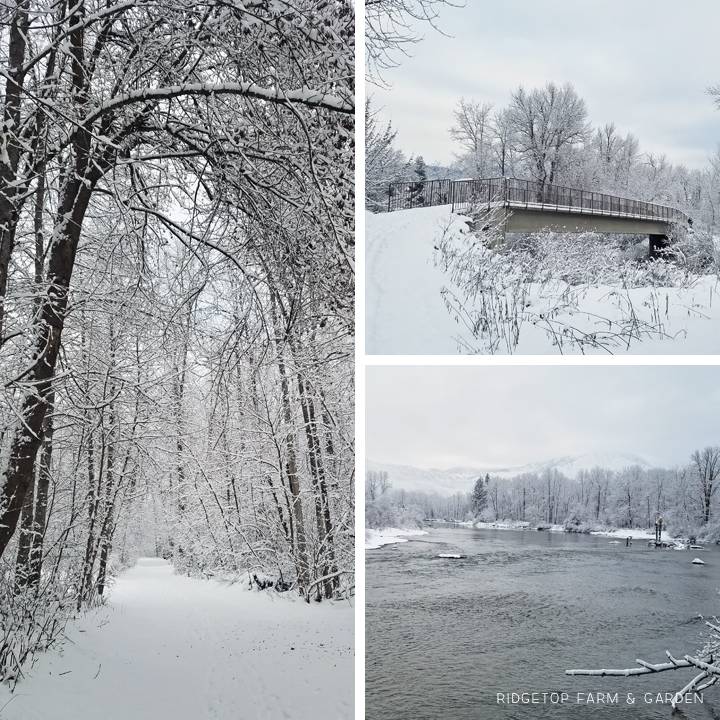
[386,177,688,224]
[386,178,453,212]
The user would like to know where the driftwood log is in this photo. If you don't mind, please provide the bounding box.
[567,621,720,709]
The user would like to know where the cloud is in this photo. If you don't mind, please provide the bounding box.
[366,366,720,470]
[370,0,720,168]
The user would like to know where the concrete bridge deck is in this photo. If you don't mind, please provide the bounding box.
[386,177,689,257]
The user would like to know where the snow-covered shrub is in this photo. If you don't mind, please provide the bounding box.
[434,215,719,354]
[668,224,719,274]
[0,577,73,688]
[435,217,531,353]
[563,508,595,533]
[695,518,720,544]
[563,522,595,534]
[365,494,398,529]
[365,495,423,530]
[521,231,626,286]
[504,230,699,289]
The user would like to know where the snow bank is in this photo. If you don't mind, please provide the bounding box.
[589,527,676,541]
[0,558,353,720]
[461,520,567,532]
[459,520,682,543]
[365,527,428,550]
[366,205,720,354]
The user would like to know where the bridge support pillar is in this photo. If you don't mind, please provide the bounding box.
[468,206,508,247]
[648,234,668,259]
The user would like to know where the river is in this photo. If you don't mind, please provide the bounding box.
[366,526,720,719]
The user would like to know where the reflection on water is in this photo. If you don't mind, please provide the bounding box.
[366,527,720,719]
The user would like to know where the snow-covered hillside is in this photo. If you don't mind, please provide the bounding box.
[366,205,720,355]
[528,452,652,478]
[365,460,480,494]
[367,452,654,495]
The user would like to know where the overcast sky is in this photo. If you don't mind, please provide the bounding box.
[366,366,720,469]
[369,0,720,169]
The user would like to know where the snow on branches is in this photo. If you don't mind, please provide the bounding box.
[0,5,354,687]
[567,619,720,709]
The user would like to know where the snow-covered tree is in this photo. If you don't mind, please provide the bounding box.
[470,476,488,514]
[366,98,410,211]
[413,155,428,181]
[691,447,720,524]
[365,0,464,84]
[449,98,494,178]
[507,82,592,190]
[488,107,519,178]
[366,470,392,501]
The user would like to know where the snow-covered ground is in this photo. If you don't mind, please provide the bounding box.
[366,205,720,354]
[365,527,428,549]
[589,527,675,541]
[462,520,565,532]
[0,558,353,720]
[366,207,466,354]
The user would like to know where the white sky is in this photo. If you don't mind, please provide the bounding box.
[368,0,720,169]
[365,366,720,470]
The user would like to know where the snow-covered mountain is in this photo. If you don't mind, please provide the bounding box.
[364,461,479,495]
[366,452,655,495]
[512,452,653,479]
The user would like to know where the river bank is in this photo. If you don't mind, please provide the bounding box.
[365,527,428,549]
[366,520,695,552]
[461,519,684,543]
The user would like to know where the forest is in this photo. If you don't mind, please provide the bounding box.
[365,447,720,540]
[0,0,354,686]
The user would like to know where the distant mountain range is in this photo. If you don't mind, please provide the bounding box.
[365,452,656,495]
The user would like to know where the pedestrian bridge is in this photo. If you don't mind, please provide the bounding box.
[386,177,690,257]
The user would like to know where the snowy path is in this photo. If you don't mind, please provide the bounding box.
[0,559,353,720]
[365,207,468,354]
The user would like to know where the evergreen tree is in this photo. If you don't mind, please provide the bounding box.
[471,477,488,514]
[413,156,428,182]
[408,156,428,206]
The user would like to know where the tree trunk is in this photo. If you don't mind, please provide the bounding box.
[14,391,55,589]
[14,482,35,588]
[0,0,30,342]
[0,153,97,557]
[297,373,336,599]
[277,354,309,591]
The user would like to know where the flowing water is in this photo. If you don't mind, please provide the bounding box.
[366,527,720,719]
